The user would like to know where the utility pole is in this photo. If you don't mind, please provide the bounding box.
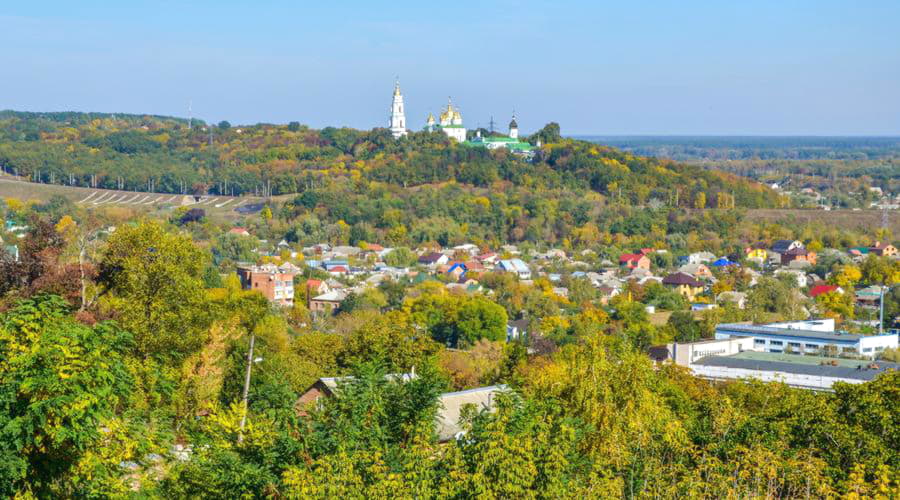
[879,286,885,335]
[237,333,256,444]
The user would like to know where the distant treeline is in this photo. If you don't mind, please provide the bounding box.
[0,111,781,210]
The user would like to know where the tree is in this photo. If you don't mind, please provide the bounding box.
[218,120,231,130]
[0,295,135,496]
[384,247,416,267]
[98,220,211,363]
[693,192,707,209]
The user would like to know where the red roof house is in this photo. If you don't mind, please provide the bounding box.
[810,285,841,298]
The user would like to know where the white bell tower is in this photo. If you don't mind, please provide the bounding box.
[389,79,408,138]
[508,113,519,139]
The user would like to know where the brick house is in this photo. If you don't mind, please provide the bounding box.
[620,253,651,270]
[236,263,298,306]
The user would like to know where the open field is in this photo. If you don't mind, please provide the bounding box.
[0,177,263,220]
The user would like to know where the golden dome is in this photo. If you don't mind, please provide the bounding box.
[426,112,435,124]
[453,110,462,121]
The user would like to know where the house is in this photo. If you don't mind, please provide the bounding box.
[662,272,705,301]
[296,375,507,442]
[295,372,417,416]
[711,257,737,268]
[715,319,898,359]
[418,252,449,267]
[745,243,768,261]
[774,269,809,288]
[869,241,898,257]
[809,284,842,298]
[228,227,251,237]
[309,290,348,314]
[855,286,883,308]
[435,386,507,441]
[452,243,480,256]
[686,251,717,265]
[771,240,803,255]
[678,263,712,279]
[328,266,349,276]
[781,247,817,266]
[236,263,298,306]
[619,253,651,270]
[506,318,529,342]
[498,259,532,279]
[476,252,499,265]
[305,279,330,297]
[716,291,747,309]
[446,262,467,280]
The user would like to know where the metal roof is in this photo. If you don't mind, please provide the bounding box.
[693,352,898,381]
[716,322,865,342]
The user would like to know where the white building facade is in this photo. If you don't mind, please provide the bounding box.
[714,320,898,359]
[389,80,408,138]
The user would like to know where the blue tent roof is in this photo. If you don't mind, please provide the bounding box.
[711,258,737,267]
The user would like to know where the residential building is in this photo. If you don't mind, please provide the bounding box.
[678,263,712,279]
[745,243,768,261]
[716,291,747,309]
[781,247,816,266]
[620,253,651,270]
[296,374,506,442]
[771,239,803,255]
[228,227,250,237]
[869,241,897,257]
[714,319,899,358]
[236,263,298,306]
[498,258,532,279]
[809,284,841,298]
[662,272,705,300]
[309,290,348,314]
[418,252,449,267]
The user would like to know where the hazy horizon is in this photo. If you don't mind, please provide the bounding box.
[2,1,899,136]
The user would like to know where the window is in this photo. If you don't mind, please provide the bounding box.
[842,347,857,353]
[754,339,766,345]
[875,346,884,351]
[788,342,801,348]
[805,344,818,349]
[769,340,783,346]
[862,347,872,353]
[769,349,783,353]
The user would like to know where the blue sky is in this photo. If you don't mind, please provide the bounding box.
[2,1,899,135]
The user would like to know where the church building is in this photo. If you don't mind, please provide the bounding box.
[389,80,408,138]
[424,98,467,142]
[464,114,537,159]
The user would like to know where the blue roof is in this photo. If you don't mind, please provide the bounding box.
[711,258,737,267]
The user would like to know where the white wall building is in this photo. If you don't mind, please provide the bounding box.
[714,320,898,359]
[389,80,408,138]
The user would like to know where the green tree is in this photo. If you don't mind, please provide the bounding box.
[0,295,135,497]
[98,220,211,363]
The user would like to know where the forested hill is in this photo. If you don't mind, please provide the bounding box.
[0,110,781,208]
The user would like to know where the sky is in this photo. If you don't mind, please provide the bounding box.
[1,1,899,135]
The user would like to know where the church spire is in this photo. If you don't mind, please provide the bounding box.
[389,78,407,138]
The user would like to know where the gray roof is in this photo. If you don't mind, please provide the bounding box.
[716,322,865,343]
[693,354,898,382]
[436,385,508,441]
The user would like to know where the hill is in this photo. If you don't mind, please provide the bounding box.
[0,111,780,207]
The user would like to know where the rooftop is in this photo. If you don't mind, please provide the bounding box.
[693,350,899,382]
[716,322,871,342]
